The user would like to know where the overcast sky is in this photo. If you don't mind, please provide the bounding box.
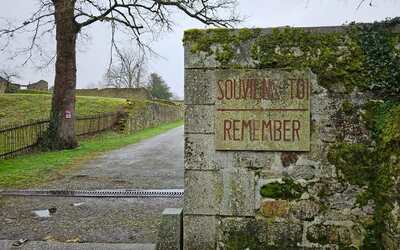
[1,0,399,98]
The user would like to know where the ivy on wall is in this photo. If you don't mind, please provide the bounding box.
[328,100,400,249]
[184,17,400,249]
[183,18,400,94]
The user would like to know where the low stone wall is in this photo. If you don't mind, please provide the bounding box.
[183,21,400,249]
[120,100,183,133]
[76,87,152,100]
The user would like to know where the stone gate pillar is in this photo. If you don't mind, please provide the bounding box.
[183,26,399,249]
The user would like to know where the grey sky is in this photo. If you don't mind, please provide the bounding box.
[1,0,399,98]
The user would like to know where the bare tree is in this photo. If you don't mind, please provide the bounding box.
[0,69,20,93]
[0,0,241,150]
[0,69,19,83]
[104,49,147,88]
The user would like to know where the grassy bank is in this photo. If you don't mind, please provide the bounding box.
[0,120,183,189]
[0,94,126,126]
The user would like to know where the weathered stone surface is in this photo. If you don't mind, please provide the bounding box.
[310,91,333,115]
[308,178,347,199]
[184,46,220,69]
[183,26,392,249]
[156,208,183,250]
[289,200,320,221]
[184,40,257,69]
[185,105,214,133]
[320,125,337,143]
[183,215,216,250]
[265,219,303,247]
[217,217,266,249]
[287,165,316,180]
[184,170,222,215]
[306,223,354,246]
[184,134,234,171]
[260,199,289,218]
[327,186,358,210]
[185,134,276,171]
[220,167,255,216]
[233,151,273,169]
[280,152,299,168]
[217,217,306,249]
[183,26,353,69]
[185,69,215,105]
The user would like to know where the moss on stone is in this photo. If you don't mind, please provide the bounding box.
[327,143,377,187]
[185,18,400,94]
[222,219,264,250]
[250,27,366,92]
[307,224,355,247]
[341,100,354,115]
[215,44,235,65]
[224,231,260,250]
[328,100,400,249]
[380,104,400,145]
[183,28,260,65]
[260,177,304,200]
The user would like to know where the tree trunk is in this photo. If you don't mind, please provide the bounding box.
[46,0,78,150]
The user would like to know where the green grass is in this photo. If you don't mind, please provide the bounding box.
[0,120,183,189]
[0,94,127,126]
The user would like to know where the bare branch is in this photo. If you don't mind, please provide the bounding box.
[0,0,55,68]
[0,69,20,83]
[1,0,240,75]
[104,48,148,88]
[357,0,373,9]
[74,0,241,43]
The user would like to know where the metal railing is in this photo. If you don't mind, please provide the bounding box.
[0,112,119,159]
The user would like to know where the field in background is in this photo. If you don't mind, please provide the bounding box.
[0,93,183,159]
[0,93,126,126]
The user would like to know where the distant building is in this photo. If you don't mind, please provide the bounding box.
[27,80,48,91]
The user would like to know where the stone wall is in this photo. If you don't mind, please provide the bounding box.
[184,21,400,249]
[120,100,183,133]
[76,87,152,100]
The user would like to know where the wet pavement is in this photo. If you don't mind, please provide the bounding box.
[45,126,184,190]
[0,240,155,250]
[0,126,184,245]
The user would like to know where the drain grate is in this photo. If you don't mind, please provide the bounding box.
[0,189,184,198]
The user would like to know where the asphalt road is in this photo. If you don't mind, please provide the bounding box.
[47,125,184,190]
[0,126,184,246]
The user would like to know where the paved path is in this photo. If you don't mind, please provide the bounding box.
[0,240,155,250]
[0,126,184,246]
[48,126,184,190]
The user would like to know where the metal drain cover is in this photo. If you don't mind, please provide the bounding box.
[0,189,184,198]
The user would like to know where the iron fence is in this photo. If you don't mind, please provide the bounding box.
[0,112,119,159]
